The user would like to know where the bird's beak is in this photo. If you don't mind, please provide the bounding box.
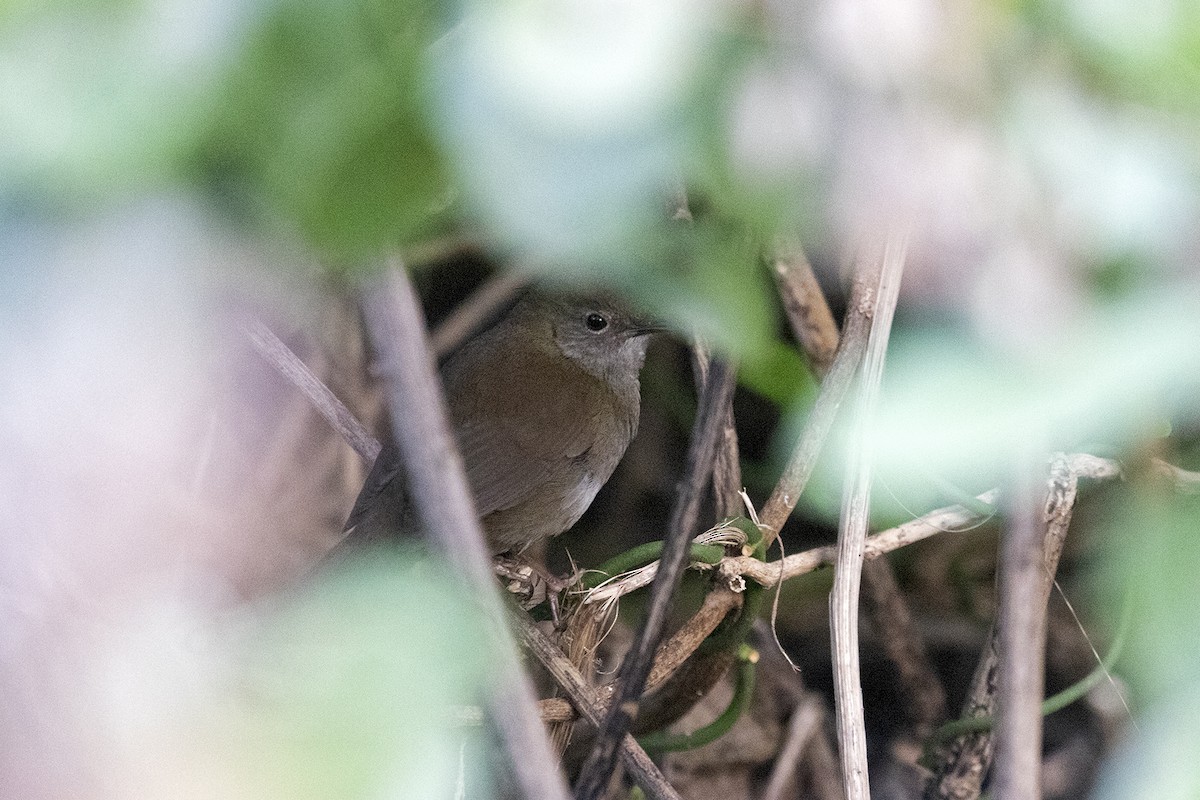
[628,316,668,337]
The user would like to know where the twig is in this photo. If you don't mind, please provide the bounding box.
[692,343,743,519]
[575,356,738,800]
[518,586,743,732]
[242,317,380,463]
[361,265,570,800]
[771,241,840,379]
[754,621,846,800]
[762,698,825,800]
[722,488,1001,588]
[861,558,948,735]
[644,586,744,692]
[430,270,529,359]
[725,456,1116,592]
[759,248,882,545]
[510,609,685,800]
[924,454,1082,800]
[1150,457,1200,494]
[993,449,1049,800]
[830,236,906,800]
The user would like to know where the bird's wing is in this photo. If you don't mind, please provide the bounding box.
[448,346,614,518]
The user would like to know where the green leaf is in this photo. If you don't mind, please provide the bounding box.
[191,0,451,259]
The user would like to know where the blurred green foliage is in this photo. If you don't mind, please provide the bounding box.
[1097,488,1200,701]
[207,548,491,799]
[192,0,453,259]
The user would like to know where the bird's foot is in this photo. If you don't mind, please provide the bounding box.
[493,557,573,625]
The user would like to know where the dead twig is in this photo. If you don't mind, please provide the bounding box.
[771,241,840,379]
[993,449,1050,800]
[644,585,744,693]
[361,265,570,800]
[759,248,880,545]
[721,488,1001,588]
[511,609,685,800]
[692,343,743,519]
[862,557,948,736]
[242,317,380,464]
[754,621,846,800]
[772,238,946,745]
[430,270,529,360]
[762,698,826,800]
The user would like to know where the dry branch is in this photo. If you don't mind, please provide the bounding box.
[861,558,948,735]
[993,451,1050,799]
[759,248,879,544]
[430,270,529,359]
[771,242,840,379]
[242,317,380,463]
[721,488,1002,587]
[511,610,684,800]
[762,698,826,800]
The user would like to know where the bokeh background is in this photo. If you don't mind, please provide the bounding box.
[3,0,1199,797]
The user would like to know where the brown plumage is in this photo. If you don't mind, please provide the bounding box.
[344,293,655,554]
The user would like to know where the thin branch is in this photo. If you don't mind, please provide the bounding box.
[242,317,380,463]
[692,343,743,519]
[762,698,825,800]
[830,236,906,800]
[430,270,529,360]
[644,585,744,692]
[759,249,882,545]
[754,621,846,800]
[575,355,738,800]
[723,487,1000,587]
[1150,457,1200,494]
[771,241,840,379]
[584,450,1112,602]
[360,265,570,800]
[924,453,1086,800]
[861,557,948,735]
[993,451,1049,800]
[510,609,685,800]
[773,239,946,745]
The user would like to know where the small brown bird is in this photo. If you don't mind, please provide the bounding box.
[344,293,657,554]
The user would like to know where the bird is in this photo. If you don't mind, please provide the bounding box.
[343,292,658,555]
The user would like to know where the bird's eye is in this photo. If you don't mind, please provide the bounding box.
[585,312,609,332]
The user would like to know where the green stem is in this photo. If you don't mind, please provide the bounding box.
[582,541,726,590]
[637,645,758,752]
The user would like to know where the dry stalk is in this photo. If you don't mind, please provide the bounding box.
[830,235,906,800]
[759,246,880,546]
[771,241,840,379]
